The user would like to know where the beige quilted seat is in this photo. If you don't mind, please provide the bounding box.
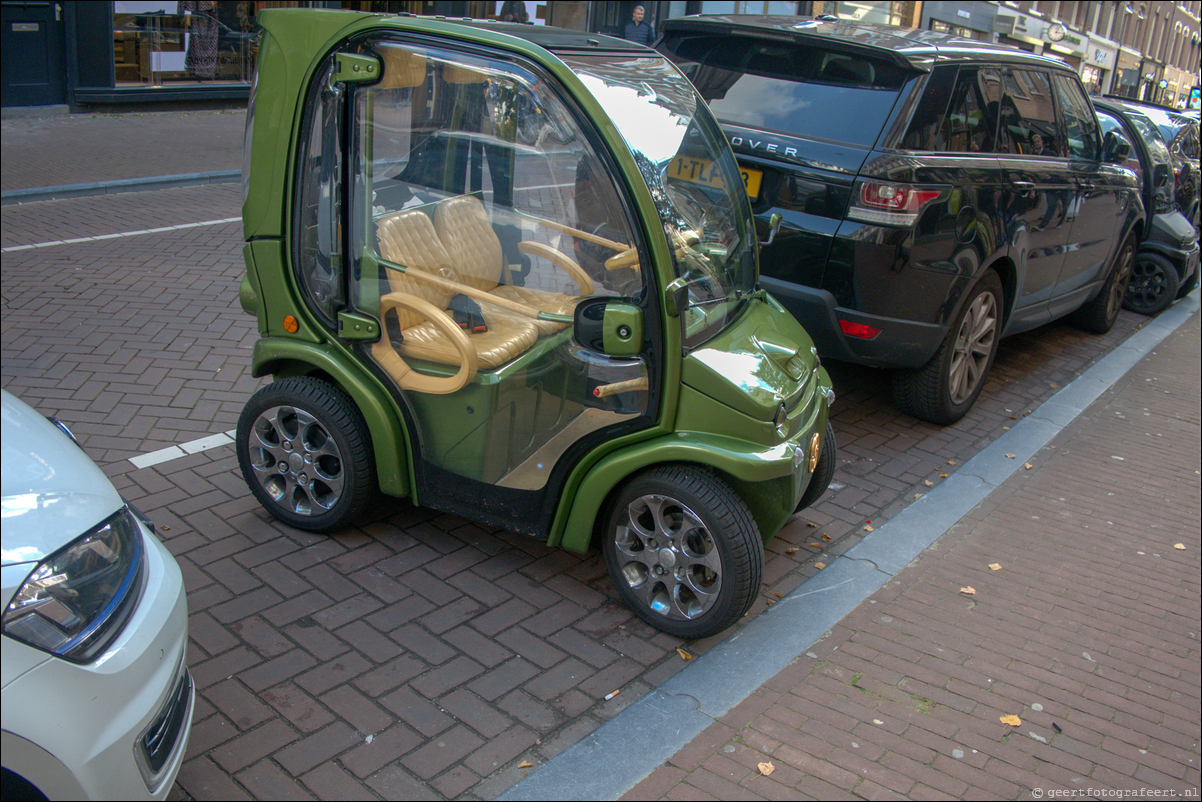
[372,209,540,393]
[433,195,594,334]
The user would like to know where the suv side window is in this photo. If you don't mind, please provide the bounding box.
[999,70,1060,157]
[1053,75,1099,160]
[901,66,1001,153]
[942,67,1001,153]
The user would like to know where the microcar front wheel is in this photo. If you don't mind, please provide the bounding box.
[602,466,763,640]
[236,377,375,532]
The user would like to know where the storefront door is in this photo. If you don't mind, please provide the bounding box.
[1,1,66,107]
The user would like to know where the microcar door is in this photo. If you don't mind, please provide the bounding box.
[330,38,660,537]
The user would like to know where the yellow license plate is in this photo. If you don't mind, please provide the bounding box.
[741,166,763,200]
[666,155,728,191]
[666,156,764,200]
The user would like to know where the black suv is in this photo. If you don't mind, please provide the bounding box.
[657,16,1145,424]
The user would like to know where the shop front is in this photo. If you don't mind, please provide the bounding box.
[921,1,997,42]
[1084,36,1117,96]
[3,1,617,111]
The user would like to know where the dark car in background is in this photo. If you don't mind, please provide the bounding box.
[1104,98,1200,230]
[1094,98,1200,314]
[657,16,1145,424]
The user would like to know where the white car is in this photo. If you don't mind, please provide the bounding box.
[2,389,192,800]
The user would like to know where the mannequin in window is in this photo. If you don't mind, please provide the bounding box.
[179,0,218,79]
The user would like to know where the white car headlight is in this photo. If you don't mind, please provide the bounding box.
[3,507,145,663]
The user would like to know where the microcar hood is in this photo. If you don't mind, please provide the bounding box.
[1,390,122,567]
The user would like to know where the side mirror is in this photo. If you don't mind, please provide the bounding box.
[1102,130,1131,164]
[574,297,644,357]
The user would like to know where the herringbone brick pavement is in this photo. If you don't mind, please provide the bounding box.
[626,313,1201,801]
[1,177,1171,799]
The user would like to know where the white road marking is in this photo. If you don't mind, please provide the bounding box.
[2,217,240,253]
[129,429,237,469]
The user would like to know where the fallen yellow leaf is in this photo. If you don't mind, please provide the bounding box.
[862,525,874,532]
[939,472,950,478]
[913,493,923,500]
[960,586,976,595]
[808,542,822,548]
[786,547,799,554]
[1174,543,1186,550]
[947,460,957,465]
[1000,714,1022,727]
[757,762,775,776]
[1024,463,1033,470]
[815,562,826,569]
[519,760,534,768]
[807,522,818,528]
[924,480,934,487]
[989,563,1002,571]
[822,533,833,542]
[773,592,785,598]
[676,647,693,661]
[1005,453,1016,459]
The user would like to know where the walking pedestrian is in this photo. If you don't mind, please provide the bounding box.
[623,5,654,46]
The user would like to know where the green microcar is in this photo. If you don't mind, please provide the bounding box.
[237,8,835,638]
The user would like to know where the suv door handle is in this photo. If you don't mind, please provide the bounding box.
[1011,181,1035,190]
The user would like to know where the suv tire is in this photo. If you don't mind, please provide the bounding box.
[1072,235,1135,334]
[893,271,1003,426]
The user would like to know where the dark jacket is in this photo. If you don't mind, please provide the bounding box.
[623,20,654,46]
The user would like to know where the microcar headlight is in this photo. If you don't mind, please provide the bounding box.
[3,507,145,663]
[773,402,789,437]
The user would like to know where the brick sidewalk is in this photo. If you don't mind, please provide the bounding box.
[626,312,1201,800]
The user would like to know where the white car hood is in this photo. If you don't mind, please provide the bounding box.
[1,390,122,567]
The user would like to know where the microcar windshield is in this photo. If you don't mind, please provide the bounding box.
[561,53,758,347]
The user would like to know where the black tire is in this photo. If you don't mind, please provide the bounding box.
[602,466,763,640]
[795,422,836,512]
[1123,251,1179,315]
[1072,235,1135,334]
[893,271,1004,426]
[236,377,376,532]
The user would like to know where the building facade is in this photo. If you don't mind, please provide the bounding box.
[1,0,1198,112]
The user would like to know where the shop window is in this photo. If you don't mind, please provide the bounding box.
[113,1,276,87]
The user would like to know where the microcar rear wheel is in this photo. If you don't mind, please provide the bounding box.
[1123,251,1178,315]
[602,466,763,640]
[237,377,375,532]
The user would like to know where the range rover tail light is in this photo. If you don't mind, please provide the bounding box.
[839,319,883,339]
[848,180,943,225]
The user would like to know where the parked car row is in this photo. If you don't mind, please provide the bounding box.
[1093,97,1200,315]
[652,14,1194,424]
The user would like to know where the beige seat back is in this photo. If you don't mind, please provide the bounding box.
[376,209,457,328]
[433,195,506,293]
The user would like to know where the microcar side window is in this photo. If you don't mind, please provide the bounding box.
[560,53,757,349]
[293,55,345,329]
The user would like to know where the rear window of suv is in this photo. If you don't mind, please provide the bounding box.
[658,33,910,147]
